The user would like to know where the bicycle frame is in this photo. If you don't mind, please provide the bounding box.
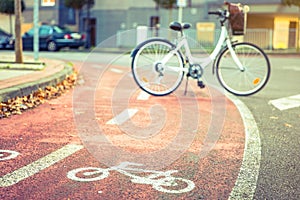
[162,25,245,72]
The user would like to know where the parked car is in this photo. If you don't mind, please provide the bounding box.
[22,25,86,51]
[0,28,14,49]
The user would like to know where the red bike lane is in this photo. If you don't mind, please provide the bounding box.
[0,62,245,199]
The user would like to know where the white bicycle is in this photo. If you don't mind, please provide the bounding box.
[131,2,271,96]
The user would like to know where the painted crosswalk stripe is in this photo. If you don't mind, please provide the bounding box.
[137,91,150,101]
[106,108,138,125]
[268,94,300,111]
[283,66,300,71]
[0,144,83,187]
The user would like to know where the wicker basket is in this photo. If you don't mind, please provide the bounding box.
[227,3,247,35]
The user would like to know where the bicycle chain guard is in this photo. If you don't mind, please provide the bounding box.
[188,64,203,79]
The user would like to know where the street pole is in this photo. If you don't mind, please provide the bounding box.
[177,0,187,23]
[34,0,39,61]
[178,7,183,23]
[296,20,299,52]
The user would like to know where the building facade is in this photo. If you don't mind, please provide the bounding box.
[80,0,300,50]
[0,0,76,35]
[0,0,299,50]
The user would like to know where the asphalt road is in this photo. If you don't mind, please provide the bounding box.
[1,51,299,199]
[238,55,300,199]
[35,51,300,199]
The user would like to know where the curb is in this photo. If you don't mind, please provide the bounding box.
[0,62,74,102]
[0,61,45,70]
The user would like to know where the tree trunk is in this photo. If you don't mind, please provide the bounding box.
[296,16,300,52]
[15,0,23,63]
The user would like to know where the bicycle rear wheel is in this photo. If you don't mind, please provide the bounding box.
[216,42,271,96]
[131,38,184,96]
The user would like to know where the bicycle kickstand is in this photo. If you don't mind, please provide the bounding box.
[184,76,189,96]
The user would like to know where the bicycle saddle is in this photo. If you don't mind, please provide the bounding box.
[169,21,191,32]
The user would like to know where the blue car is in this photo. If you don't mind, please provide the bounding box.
[22,25,86,51]
[0,28,14,49]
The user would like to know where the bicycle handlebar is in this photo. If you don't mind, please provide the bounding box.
[208,10,229,25]
[208,11,222,16]
[208,10,229,18]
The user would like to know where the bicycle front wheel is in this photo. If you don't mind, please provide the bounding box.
[131,38,184,96]
[216,42,271,96]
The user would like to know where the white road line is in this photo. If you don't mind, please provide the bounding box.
[268,94,300,111]
[137,91,150,101]
[106,108,138,125]
[227,94,261,200]
[110,68,123,74]
[0,144,83,187]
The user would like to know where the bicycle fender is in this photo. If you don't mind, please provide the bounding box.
[130,48,139,58]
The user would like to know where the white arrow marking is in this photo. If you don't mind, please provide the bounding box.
[137,91,150,101]
[106,108,138,125]
[269,94,300,111]
[110,68,123,74]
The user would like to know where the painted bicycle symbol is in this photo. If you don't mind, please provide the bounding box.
[0,150,20,161]
[67,161,195,194]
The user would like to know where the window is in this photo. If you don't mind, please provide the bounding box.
[150,16,160,28]
[53,26,64,34]
[39,26,51,36]
[26,28,35,36]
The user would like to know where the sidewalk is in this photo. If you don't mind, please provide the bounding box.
[0,54,74,102]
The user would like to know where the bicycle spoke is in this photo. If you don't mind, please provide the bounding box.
[140,53,156,64]
[216,43,270,96]
[132,39,184,96]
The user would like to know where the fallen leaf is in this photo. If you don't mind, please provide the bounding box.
[284,123,293,128]
[0,71,78,119]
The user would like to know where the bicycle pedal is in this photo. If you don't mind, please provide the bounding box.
[197,81,205,88]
